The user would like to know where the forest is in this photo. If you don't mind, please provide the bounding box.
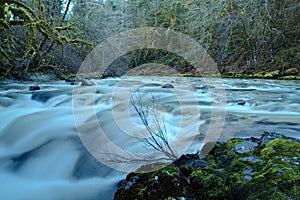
[0,0,299,79]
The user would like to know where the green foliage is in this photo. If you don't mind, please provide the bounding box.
[1,0,299,78]
[0,0,92,79]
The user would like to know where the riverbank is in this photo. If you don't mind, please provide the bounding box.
[1,64,299,82]
[61,66,300,80]
[115,132,300,199]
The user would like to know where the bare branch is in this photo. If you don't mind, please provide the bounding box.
[130,93,178,161]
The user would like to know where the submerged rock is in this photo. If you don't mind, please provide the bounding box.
[81,78,95,86]
[115,132,300,199]
[65,77,76,83]
[29,85,40,91]
[162,84,174,88]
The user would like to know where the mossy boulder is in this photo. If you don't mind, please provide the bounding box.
[253,72,264,79]
[263,70,281,79]
[284,68,299,76]
[264,73,273,79]
[270,70,280,77]
[279,75,298,80]
[115,132,300,199]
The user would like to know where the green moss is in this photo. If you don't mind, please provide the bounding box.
[205,154,217,169]
[270,70,280,77]
[233,73,244,78]
[179,165,192,177]
[115,133,300,200]
[253,72,264,78]
[261,138,300,159]
[284,68,299,76]
[233,163,300,199]
[190,169,228,198]
[264,73,273,79]
[59,74,76,80]
[279,75,298,80]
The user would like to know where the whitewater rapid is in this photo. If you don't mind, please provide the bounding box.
[0,77,299,199]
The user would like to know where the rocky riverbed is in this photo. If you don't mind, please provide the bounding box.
[115,132,300,199]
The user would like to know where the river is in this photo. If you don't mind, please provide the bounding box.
[0,76,299,200]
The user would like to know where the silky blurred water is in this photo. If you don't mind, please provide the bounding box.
[0,77,299,199]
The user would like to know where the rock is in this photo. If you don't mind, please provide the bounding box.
[253,72,264,78]
[264,73,273,79]
[242,156,262,162]
[188,159,209,169]
[284,68,299,76]
[270,70,280,77]
[81,79,95,86]
[29,85,40,91]
[83,75,91,80]
[260,132,287,145]
[244,175,252,180]
[279,75,297,80]
[235,100,246,106]
[235,141,258,154]
[195,85,208,90]
[115,132,300,200]
[65,77,76,83]
[162,84,174,88]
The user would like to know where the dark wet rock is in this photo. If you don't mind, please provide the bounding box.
[243,169,254,180]
[83,75,91,80]
[115,132,300,200]
[29,85,40,91]
[226,88,256,92]
[232,99,246,106]
[81,78,95,86]
[243,169,254,175]
[235,141,258,154]
[65,77,76,83]
[259,132,300,145]
[236,100,246,106]
[244,175,252,180]
[162,83,174,88]
[188,159,209,169]
[242,156,262,162]
[195,85,208,90]
[125,176,139,190]
[143,83,162,87]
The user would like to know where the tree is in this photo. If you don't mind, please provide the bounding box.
[0,0,91,78]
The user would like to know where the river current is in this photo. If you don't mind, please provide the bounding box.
[0,76,299,199]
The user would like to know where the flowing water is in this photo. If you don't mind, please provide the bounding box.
[0,76,299,200]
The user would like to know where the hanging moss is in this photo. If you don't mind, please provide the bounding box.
[0,0,92,78]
